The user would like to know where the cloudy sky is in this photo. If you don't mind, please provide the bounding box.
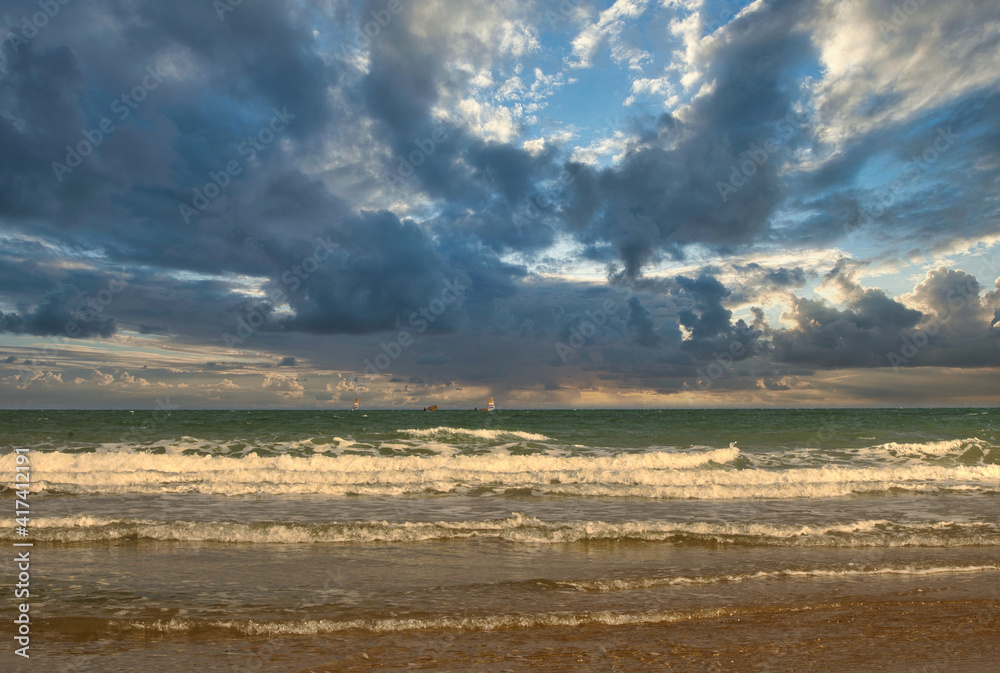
[1,0,999,409]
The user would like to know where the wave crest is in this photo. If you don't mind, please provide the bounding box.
[6,514,998,546]
[398,427,552,442]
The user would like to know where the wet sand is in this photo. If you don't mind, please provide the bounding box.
[32,593,999,672]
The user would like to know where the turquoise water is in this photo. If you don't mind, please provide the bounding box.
[2,408,998,671]
[3,407,998,454]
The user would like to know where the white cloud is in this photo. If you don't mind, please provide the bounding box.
[655,0,769,120]
[2,370,63,389]
[624,74,677,106]
[327,375,369,393]
[524,68,572,113]
[201,378,239,392]
[568,0,652,69]
[810,0,1000,149]
[410,0,544,142]
[262,373,305,400]
[454,97,520,143]
[497,74,525,100]
[73,369,171,389]
[570,130,632,165]
[522,129,574,156]
[118,371,151,388]
[522,137,547,155]
[91,370,115,386]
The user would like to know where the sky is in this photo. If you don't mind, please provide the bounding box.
[1,0,999,409]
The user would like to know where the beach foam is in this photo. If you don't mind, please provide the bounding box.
[555,563,1000,592]
[115,606,776,635]
[110,571,1000,636]
[6,514,998,546]
[7,448,997,498]
[398,427,553,442]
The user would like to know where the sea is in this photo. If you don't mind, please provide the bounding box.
[2,408,999,672]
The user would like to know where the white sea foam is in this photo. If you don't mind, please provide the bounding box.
[748,437,997,470]
[14,434,997,469]
[119,606,753,635]
[855,437,990,459]
[399,426,553,442]
[5,514,997,546]
[557,563,1000,592]
[7,448,998,499]
[115,571,999,636]
[30,428,556,458]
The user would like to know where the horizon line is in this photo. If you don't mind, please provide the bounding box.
[1,406,997,412]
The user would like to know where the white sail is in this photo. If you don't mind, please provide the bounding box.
[486,396,495,412]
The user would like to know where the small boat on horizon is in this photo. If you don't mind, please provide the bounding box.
[478,396,496,412]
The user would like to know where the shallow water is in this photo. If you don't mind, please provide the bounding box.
[2,408,998,670]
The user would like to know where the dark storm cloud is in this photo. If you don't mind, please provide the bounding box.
[0,244,278,346]
[0,0,340,281]
[771,260,925,368]
[675,274,734,341]
[0,0,535,344]
[894,267,1000,368]
[358,0,561,253]
[267,209,525,335]
[625,296,660,348]
[0,0,997,406]
[539,272,773,382]
[563,0,813,276]
[535,257,986,386]
[774,295,914,368]
[785,85,1000,250]
[617,272,769,362]
[0,286,116,338]
[26,0,546,340]
[276,210,452,334]
[734,263,808,289]
[415,351,449,366]
[0,44,84,220]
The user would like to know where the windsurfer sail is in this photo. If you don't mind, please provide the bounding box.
[486,396,495,412]
[351,397,359,411]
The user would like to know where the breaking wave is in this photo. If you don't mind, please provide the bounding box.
[3,436,996,499]
[398,427,553,442]
[7,514,998,546]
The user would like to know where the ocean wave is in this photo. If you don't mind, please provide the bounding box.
[398,427,553,442]
[6,514,998,546]
[4,444,998,499]
[106,576,999,635]
[1,448,756,497]
[751,437,998,469]
[6,435,996,469]
[555,563,1000,592]
[853,437,997,461]
[114,606,767,635]
[6,429,554,458]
